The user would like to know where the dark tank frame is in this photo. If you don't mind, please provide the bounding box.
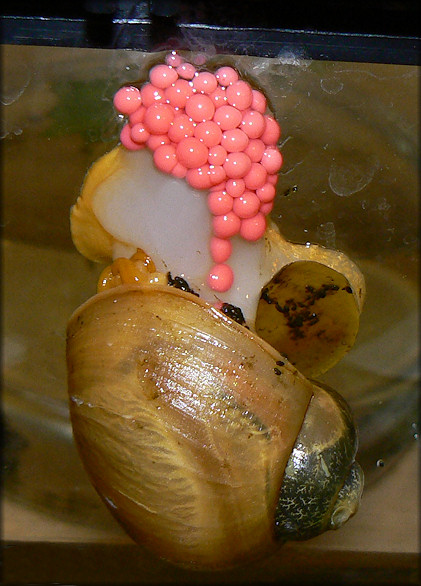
[1,0,419,65]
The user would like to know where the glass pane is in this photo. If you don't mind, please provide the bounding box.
[2,45,419,565]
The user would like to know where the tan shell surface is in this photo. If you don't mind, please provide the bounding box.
[67,284,314,569]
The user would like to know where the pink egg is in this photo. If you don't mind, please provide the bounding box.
[267,173,279,185]
[243,162,267,190]
[256,182,276,203]
[260,201,274,215]
[241,110,265,139]
[176,137,209,168]
[185,93,215,122]
[232,191,261,218]
[165,51,183,67]
[223,152,252,179]
[186,166,213,190]
[168,114,195,142]
[193,53,208,66]
[251,89,267,113]
[146,134,171,150]
[225,178,245,197]
[149,64,178,88]
[144,103,175,134]
[208,165,227,185]
[209,86,227,108]
[120,123,145,150]
[210,236,232,263]
[192,71,218,94]
[211,182,227,192]
[260,148,283,173]
[129,105,146,125]
[213,211,241,238]
[140,83,165,107]
[208,190,233,215]
[221,128,249,153]
[244,138,266,162]
[207,263,234,292]
[176,62,197,80]
[194,121,222,147]
[171,162,187,178]
[215,66,239,87]
[153,144,177,173]
[213,105,242,130]
[240,212,266,241]
[208,144,227,166]
[113,86,142,115]
[226,80,253,110]
[261,115,281,145]
[130,122,150,144]
[165,79,194,108]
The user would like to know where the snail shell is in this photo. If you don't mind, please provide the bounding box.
[67,283,363,570]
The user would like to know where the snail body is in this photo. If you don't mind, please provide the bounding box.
[66,51,365,570]
[67,283,363,570]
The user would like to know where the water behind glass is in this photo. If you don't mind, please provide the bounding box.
[2,45,419,525]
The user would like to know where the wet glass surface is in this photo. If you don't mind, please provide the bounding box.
[2,45,419,580]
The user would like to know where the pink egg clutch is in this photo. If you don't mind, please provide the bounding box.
[113,52,283,293]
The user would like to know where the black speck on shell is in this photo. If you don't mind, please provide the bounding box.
[220,303,246,326]
[167,272,199,296]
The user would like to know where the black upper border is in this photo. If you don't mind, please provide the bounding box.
[1,1,420,65]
